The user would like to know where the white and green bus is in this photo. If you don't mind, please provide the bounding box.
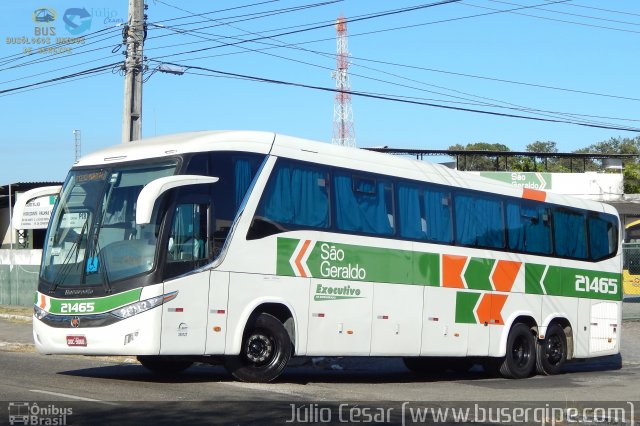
[20,131,621,382]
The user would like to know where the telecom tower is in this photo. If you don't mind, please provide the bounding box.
[331,15,356,148]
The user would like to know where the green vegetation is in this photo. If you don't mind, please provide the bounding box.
[449,136,640,193]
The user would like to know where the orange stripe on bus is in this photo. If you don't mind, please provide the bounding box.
[295,240,312,277]
[490,294,508,325]
[476,293,509,325]
[491,260,521,293]
[522,188,546,202]
[39,294,46,309]
[442,255,467,288]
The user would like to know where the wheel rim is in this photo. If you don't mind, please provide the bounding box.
[544,335,564,365]
[511,335,531,367]
[244,332,275,366]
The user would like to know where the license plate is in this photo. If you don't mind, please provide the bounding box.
[66,335,87,347]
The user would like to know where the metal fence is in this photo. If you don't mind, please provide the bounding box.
[0,250,41,307]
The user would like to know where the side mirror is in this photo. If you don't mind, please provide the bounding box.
[135,175,218,224]
[11,186,62,230]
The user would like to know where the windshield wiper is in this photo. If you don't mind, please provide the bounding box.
[92,237,112,293]
[49,220,88,293]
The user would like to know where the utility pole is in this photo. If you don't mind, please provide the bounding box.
[73,129,81,162]
[121,0,146,143]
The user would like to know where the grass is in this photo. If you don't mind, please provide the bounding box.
[0,304,32,318]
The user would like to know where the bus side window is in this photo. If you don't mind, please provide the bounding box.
[334,173,394,236]
[553,209,587,259]
[589,214,618,261]
[167,203,210,263]
[248,160,330,239]
[454,192,504,249]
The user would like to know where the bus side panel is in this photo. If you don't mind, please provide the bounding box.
[160,270,210,355]
[205,271,230,354]
[370,283,423,356]
[540,294,577,342]
[226,272,309,356]
[306,279,373,356]
[576,298,621,358]
[421,287,468,356]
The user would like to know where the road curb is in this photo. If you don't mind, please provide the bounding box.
[0,313,32,322]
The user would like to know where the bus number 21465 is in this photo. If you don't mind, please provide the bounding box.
[575,276,617,295]
[60,302,95,313]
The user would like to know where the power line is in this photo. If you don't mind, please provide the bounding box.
[0,29,122,73]
[149,0,464,61]
[543,1,640,19]
[153,0,281,24]
[145,3,640,110]
[0,69,113,98]
[146,1,343,42]
[0,63,120,95]
[0,27,121,69]
[460,1,640,34]
[487,0,640,27]
[151,60,640,132]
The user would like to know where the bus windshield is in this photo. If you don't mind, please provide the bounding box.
[41,162,177,288]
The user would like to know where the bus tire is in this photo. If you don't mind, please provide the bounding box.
[535,323,567,375]
[499,323,536,379]
[137,356,193,374]
[225,313,292,383]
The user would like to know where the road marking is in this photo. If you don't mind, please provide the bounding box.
[29,389,119,406]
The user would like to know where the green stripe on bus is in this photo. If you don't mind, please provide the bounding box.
[47,288,143,315]
[524,264,545,295]
[277,237,620,301]
[525,263,622,301]
[465,258,495,291]
[455,291,480,324]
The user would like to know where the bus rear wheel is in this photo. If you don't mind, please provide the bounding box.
[225,313,292,383]
[536,324,567,375]
[137,356,193,374]
[499,323,536,379]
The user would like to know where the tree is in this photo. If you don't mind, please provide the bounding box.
[577,136,640,192]
[448,142,510,171]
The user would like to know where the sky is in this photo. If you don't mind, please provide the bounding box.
[0,0,638,184]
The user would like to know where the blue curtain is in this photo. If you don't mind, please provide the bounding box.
[234,159,252,209]
[554,210,587,259]
[455,194,503,248]
[398,184,424,239]
[334,174,393,235]
[424,188,452,243]
[261,165,328,228]
[506,202,551,254]
[589,217,610,260]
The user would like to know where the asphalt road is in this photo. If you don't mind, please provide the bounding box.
[1,304,639,425]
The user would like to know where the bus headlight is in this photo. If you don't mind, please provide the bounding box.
[34,305,48,320]
[110,291,178,319]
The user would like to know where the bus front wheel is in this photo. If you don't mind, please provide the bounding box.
[499,323,536,379]
[225,313,292,383]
